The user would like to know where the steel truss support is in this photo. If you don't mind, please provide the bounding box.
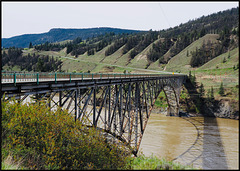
[2,77,184,156]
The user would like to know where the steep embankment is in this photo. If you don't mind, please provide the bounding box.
[126,38,161,69]
[147,40,175,71]
[162,34,220,73]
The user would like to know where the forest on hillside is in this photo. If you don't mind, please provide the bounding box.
[2,27,143,48]
[2,7,239,72]
[2,47,62,72]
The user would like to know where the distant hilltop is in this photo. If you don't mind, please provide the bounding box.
[1,27,145,48]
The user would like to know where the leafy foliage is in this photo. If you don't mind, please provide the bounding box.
[129,154,195,170]
[2,99,131,170]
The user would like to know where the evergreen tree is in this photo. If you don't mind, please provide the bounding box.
[222,57,227,63]
[210,86,214,101]
[29,42,33,48]
[199,83,205,97]
[206,86,215,103]
[189,70,192,78]
[190,73,197,87]
[218,82,225,96]
[207,89,211,101]
[36,58,44,72]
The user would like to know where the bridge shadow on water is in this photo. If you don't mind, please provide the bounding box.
[202,117,228,170]
[173,116,228,170]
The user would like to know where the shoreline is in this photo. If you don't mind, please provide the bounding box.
[151,107,239,120]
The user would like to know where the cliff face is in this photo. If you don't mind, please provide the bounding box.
[181,78,239,120]
[214,99,239,119]
[198,98,239,120]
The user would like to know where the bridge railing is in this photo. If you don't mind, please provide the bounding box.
[1,71,185,85]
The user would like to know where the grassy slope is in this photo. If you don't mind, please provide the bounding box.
[198,47,239,70]
[194,47,239,90]
[101,44,125,65]
[126,38,161,69]
[114,49,133,66]
[147,45,173,71]
[163,34,220,73]
[21,34,238,89]
[77,44,109,63]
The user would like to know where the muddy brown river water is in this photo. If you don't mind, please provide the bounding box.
[138,113,239,170]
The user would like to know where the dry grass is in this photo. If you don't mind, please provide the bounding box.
[2,154,25,170]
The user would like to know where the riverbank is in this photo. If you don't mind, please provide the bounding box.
[205,98,239,120]
[153,93,239,120]
[152,105,239,120]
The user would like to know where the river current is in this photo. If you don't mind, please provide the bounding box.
[138,113,239,170]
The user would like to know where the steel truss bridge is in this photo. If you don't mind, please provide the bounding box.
[1,71,187,155]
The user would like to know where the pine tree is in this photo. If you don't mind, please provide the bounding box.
[199,83,205,97]
[222,57,227,63]
[218,82,225,96]
[29,42,33,49]
[189,71,192,78]
[210,86,214,101]
[190,73,196,87]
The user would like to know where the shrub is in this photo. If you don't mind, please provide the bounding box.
[155,91,168,109]
[128,154,195,170]
[2,99,130,170]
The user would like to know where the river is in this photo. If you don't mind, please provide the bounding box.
[138,113,239,170]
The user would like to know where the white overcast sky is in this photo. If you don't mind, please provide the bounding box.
[1,1,239,38]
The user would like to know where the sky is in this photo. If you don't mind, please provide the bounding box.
[1,1,239,38]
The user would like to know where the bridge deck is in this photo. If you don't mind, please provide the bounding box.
[2,72,185,83]
[1,72,186,97]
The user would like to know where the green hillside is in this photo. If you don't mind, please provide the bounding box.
[2,27,144,48]
[198,47,239,70]
[194,47,239,89]
[161,34,220,73]
[127,38,161,69]
[101,43,126,65]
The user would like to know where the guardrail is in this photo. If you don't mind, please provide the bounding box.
[1,71,184,85]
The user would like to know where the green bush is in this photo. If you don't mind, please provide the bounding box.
[128,154,196,170]
[2,99,130,170]
[155,91,168,108]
